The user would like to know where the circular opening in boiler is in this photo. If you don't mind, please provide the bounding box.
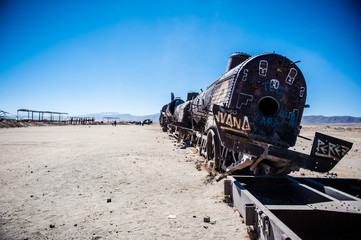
[258,96,279,116]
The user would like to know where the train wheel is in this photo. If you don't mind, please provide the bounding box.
[201,137,207,157]
[196,134,203,156]
[177,131,182,143]
[206,129,221,170]
[190,133,197,147]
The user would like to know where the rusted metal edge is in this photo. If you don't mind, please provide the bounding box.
[226,175,361,240]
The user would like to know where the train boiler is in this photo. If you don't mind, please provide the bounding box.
[160,52,353,175]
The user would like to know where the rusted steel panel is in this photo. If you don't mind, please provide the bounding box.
[227,176,361,240]
[205,53,307,148]
[186,92,199,101]
[226,52,251,72]
[174,101,191,128]
[160,52,353,175]
[227,54,306,148]
[311,132,353,161]
[166,98,184,117]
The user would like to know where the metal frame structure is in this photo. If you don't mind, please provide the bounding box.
[17,109,68,121]
[69,117,95,125]
[224,175,361,240]
[0,110,9,119]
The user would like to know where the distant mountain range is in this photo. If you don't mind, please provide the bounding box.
[75,113,361,125]
[302,115,361,125]
[76,112,160,122]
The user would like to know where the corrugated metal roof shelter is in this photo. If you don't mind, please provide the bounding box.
[17,109,68,121]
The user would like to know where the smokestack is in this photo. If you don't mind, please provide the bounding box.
[226,52,251,72]
[186,92,199,101]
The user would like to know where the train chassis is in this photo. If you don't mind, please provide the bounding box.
[166,124,287,175]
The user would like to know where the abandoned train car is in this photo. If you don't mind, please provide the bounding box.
[160,52,352,175]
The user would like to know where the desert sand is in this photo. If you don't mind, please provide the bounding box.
[0,125,248,240]
[0,124,360,240]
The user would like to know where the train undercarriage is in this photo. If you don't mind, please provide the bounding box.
[165,120,352,176]
[167,124,292,175]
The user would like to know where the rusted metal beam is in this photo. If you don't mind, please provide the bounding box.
[226,175,361,240]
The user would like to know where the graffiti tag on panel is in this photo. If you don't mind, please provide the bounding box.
[236,93,253,109]
[242,69,249,82]
[311,132,353,161]
[299,86,305,98]
[286,68,297,85]
[254,113,281,128]
[213,105,251,135]
[259,60,268,76]
[279,109,299,128]
[262,80,284,96]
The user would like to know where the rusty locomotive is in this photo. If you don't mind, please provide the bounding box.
[160,52,353,175]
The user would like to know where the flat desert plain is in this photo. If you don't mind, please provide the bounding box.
[0,125,248,240]
[0,124,360,240]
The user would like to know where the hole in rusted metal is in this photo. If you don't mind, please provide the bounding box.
[258,96,279,116]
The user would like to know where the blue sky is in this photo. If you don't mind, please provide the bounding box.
[1,0,360,117]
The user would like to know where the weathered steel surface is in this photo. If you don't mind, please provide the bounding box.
[226,175,361,240]
[174,101,191,128]
[228,54,306,148]
[166,98,184,117]
[209,54,305,148]
[186,92,199,101]
[160,52,353,175]
[226,52,251,72]
[213,103,350,173]
[190,53,307,148]
[311,132,353,161]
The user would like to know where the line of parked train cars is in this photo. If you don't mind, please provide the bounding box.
[160,52,352,175]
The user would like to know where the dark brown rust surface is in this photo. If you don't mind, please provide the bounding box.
[160,52,353,175]
[228,54,306,148]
